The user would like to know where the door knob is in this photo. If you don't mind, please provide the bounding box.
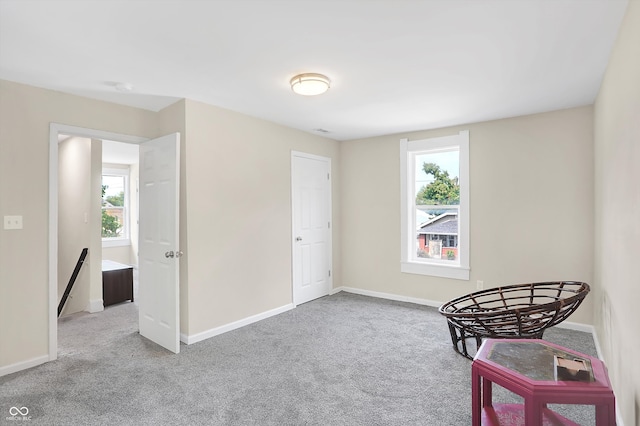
[296,236,302,241]
[176,250,184,258]
[165,251,175,258]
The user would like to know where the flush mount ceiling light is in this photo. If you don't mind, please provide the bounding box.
[290,73,331,96]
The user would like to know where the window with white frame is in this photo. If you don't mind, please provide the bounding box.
[400,131,469,280]
[102,168,130,246]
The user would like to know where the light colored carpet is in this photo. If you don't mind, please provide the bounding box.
[1,292,598,425]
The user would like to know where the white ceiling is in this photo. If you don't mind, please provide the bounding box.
[0,0,628,141]
[102,140,139,165]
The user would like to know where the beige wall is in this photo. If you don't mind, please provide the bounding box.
[58,137,92,315]
[594,2,640,425]
[340,106,594,325]
[102,246,132,265]
[0,80,158,369]
[89,139,103,312]
[182,99,340,335]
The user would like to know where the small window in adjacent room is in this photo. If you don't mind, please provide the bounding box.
[102,168,130,246]
[400,131,469,280]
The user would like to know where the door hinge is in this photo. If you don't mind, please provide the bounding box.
[328,221,331,229]
[327,173,330,180]
[328,270,331,277]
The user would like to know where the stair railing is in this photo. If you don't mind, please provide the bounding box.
[58,248,88,317]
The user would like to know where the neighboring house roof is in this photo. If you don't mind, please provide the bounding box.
[416,209,431,224]
[418,212,458,235]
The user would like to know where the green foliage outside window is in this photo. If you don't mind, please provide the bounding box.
[102,184,122,238]
[102,211,120,237]
[106,191,124,207]
[416,162,460,205]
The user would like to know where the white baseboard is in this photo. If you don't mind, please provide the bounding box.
[332,286,443,308]
[0,355,49,377]
[588,328,624,426]
[180,303,295,345]
[553,320,593,334]
[87,299,104,314]
[334,286,597,334]
[590,327,605,363]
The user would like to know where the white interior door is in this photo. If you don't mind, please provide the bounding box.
[292,152,332,305]
[138,133,180,353]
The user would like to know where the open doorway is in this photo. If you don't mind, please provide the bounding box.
[49,124,146,362]
[56,136,140,356]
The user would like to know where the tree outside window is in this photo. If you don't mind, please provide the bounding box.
[102,174,127,239]
[416,162,460,206]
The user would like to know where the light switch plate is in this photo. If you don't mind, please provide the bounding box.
[4,215,23,230]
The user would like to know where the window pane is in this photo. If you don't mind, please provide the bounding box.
[102,175,126,238]
[415,150,459,206]
[102,175,125,206]
[414,150,459,263]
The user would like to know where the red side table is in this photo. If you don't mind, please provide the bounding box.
[471,339,616,426]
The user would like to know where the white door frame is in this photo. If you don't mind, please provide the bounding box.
[48,123,147,361]
[290,151,332,305]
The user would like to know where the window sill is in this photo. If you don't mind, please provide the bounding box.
[401,261,469,280]
[102,238,131,248]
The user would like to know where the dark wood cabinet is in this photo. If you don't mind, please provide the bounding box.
[102,260,134,307]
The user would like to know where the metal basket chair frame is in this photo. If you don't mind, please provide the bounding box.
[438,281,590,359]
